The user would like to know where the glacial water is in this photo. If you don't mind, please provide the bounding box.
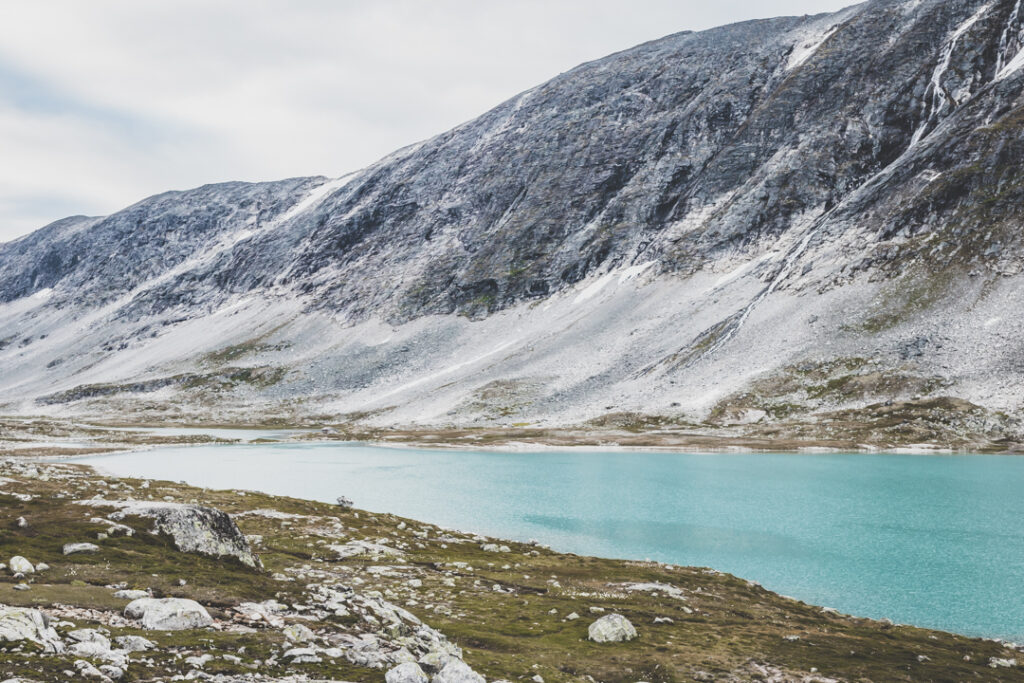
[75,442,1024,641]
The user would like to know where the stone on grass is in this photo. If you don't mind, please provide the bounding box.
[63,542,100,555]
[588,613,638,643]
[283,623,315,642]
[112,589,149,600]
[114,634,155,652]
[124,597,213,630]
[387,661,429,683]
[8,557,33,574]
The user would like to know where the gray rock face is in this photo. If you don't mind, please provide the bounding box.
[588,613,638,643]
[124,597,213,630]
[3,0,1024,434]
[88,501,260,568]
[0,605,64,652]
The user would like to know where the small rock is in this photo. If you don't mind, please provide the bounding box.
[386,661,429,683]
[113,635,155,651]
[8,556,34,574]
[98,665,124,680]
[113,589,149,600]
[284,647,321,663]
[990,657,1017,668]
[588,613,638,643]
[12,584,29,592]
[63,542,101,555]
[337,496,354,509]
[34,562,49,572]
[283,623,316,642]
[185,654,213,668]
[125,597,213,630]
[15,517,27,528]
[566,612,580,621]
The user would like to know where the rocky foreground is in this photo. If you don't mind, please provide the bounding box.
[0,457,1022,683]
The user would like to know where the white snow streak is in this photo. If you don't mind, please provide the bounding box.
[910,3,993,147]
[997,0,1024,73]
[786,24,839,70]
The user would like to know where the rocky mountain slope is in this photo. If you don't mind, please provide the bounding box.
[3,0,1024,447]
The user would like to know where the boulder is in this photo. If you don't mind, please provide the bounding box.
[387,661,429,683]
[0,605,64,652]
[112,589,149,600]
[124,597,213,630]
[113,634,155,652]
[433,659,485,683]
[84,501,260,568]
[63,542,100,555]
[588,613,638,643]
[7,557,33,574]
[283,623,316,643]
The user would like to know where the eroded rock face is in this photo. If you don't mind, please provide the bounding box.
[588,613,638,643]
[82,500,260,568]
[124,597,213,630]
[0,605,64,652]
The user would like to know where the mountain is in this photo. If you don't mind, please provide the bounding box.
[3,0,1024,449]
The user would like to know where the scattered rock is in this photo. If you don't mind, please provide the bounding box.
[588,613,638,643]
[34,563,49,572]
[8,557,34,574]
[113,635,155,652]
[124,597,213,630]
[283,623,316,642]
[112,589,149,600]
[63,542,100,555]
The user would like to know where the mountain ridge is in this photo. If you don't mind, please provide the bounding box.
[3,0,1024,448]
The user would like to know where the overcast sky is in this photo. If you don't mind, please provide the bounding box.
[0,0,854,243]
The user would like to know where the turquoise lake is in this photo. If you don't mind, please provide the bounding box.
[76,442,1024,641]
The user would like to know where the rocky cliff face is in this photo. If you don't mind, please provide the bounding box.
[2,0,1024,444]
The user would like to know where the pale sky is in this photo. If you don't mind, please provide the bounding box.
[0,0,855,243]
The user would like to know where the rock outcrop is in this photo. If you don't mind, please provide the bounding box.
[82,500,261,568]
[0,606,64,652]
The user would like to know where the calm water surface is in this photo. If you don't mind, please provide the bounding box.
[76,442,1024,640]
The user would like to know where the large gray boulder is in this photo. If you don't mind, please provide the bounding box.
[124,597,213,630]
[588,613,638,643]
[386,661,429,683]
[84,500,260,568]
[0,605,64,652]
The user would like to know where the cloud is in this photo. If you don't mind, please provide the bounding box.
[0,0,854,242]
